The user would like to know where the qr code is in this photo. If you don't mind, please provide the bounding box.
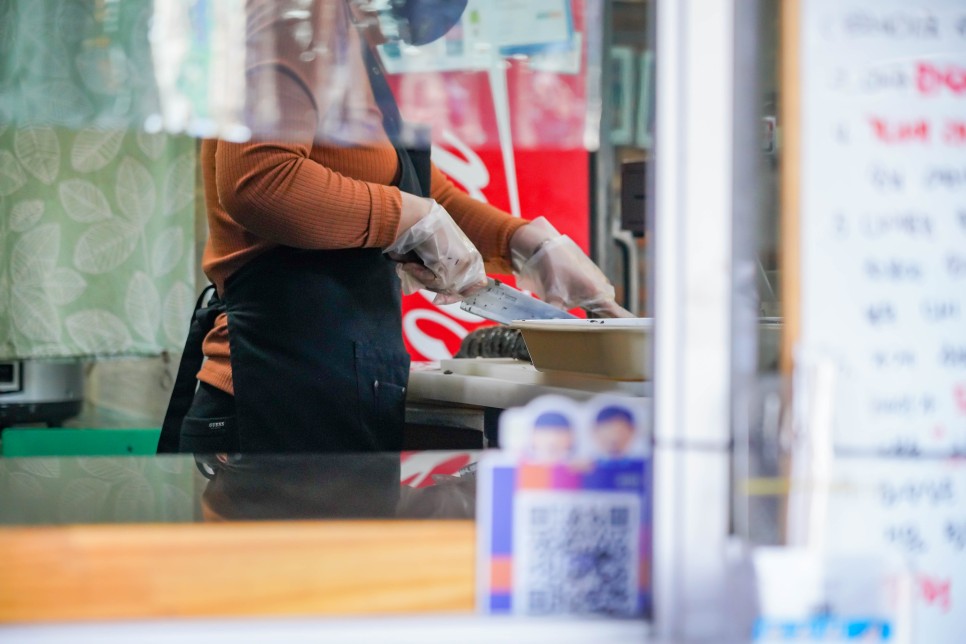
[513,491,641,616]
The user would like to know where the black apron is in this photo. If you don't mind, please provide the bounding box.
[159,41,430,453]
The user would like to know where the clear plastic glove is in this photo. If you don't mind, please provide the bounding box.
[512,216,635,318]
[386,200,487,305]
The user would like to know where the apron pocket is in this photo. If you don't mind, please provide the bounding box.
[355,343,409,450]
[180,415,239,453]
[375,381,407,410]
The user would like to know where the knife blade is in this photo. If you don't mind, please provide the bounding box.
[459,279,578,325]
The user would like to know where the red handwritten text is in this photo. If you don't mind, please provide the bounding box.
[917,62,966,95]
[943,121,966,145]
[917,575,951,613]
[869,117,929,143]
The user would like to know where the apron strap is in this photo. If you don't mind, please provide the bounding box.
[362,42,431,197]
[362,42,404,140]
[157,285,225,453]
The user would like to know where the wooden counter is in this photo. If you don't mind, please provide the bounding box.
[0,520,476,623]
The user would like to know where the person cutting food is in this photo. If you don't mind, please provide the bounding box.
[159,0,631,454]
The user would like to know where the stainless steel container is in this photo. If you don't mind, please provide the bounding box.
[0,360,85,428]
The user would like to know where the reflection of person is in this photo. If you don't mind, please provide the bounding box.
[159,0,630,455]
[199,453,401,521]
[528,411,575,462]
[592,406,637,458]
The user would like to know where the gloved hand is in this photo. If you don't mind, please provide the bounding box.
[511,217,635,318]
[386,199,487,305]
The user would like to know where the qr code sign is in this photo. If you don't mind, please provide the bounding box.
[513,491,641,616]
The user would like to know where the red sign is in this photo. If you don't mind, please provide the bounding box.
[390,8,592,361]
[401,147,589,360]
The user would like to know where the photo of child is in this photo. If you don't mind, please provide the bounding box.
[527,411,576,462]
[498,395,647,463]
[591,404,640,459]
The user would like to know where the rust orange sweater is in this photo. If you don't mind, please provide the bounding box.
[197,11,526,394]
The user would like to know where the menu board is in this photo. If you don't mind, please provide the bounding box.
[824,457,966,642]
[791,5,965,639]
[797,0,966,453]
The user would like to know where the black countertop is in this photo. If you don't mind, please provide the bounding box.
[0,452,480,526]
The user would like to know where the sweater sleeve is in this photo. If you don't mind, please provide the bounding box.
[215,68,403,251]
[429,163,528,274]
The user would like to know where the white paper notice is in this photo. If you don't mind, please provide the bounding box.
[491,0,572,55]
[824,456,966,643]
[799,0,966,453]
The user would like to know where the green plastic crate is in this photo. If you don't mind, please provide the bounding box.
[0,427,161,457]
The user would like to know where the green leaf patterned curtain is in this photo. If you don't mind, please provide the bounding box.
[0,127,198,359]
[0,1,199,359]
[0,0,159,130]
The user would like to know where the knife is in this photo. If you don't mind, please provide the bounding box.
[459,279,578,325]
